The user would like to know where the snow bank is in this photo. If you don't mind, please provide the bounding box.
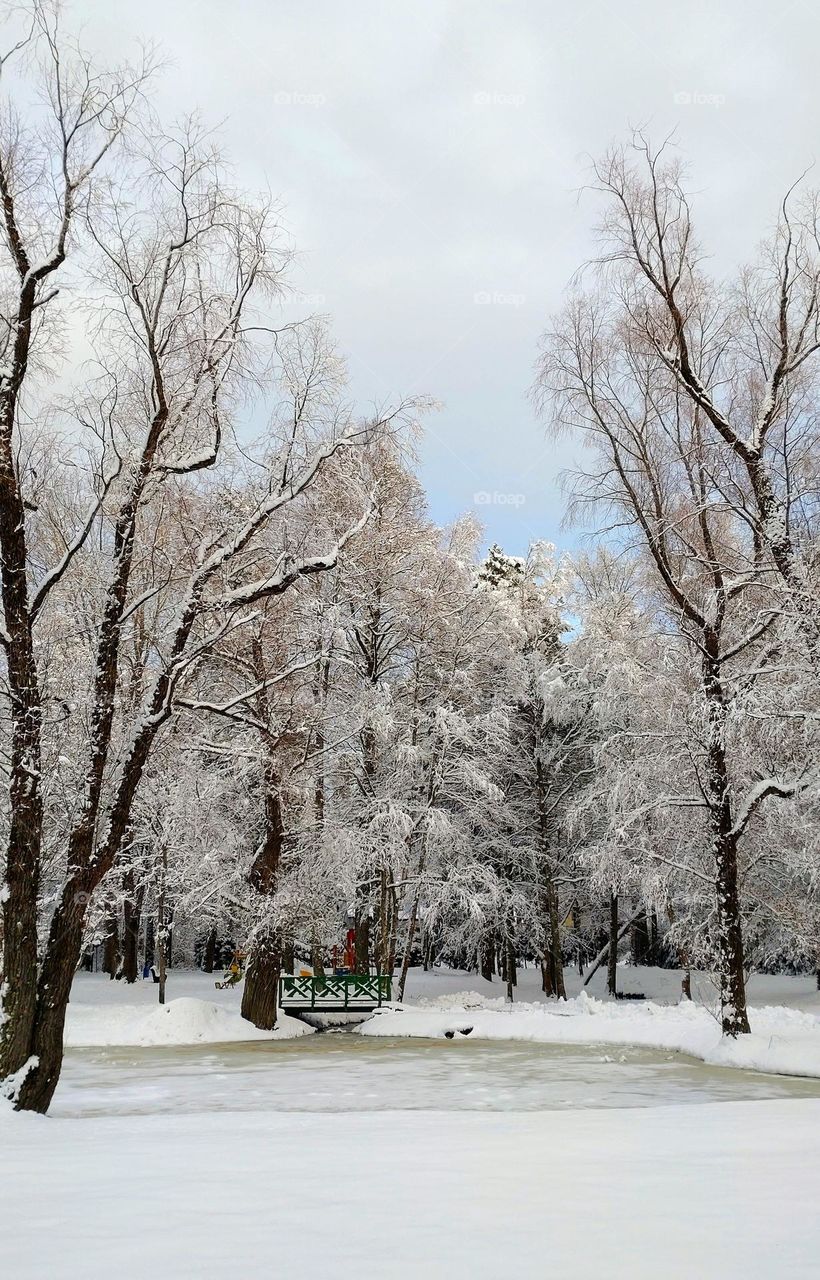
[65,996,312,1047]
[360,991,820,1078]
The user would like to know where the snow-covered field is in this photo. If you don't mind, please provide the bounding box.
[3,965,820,1278]
[3,1100,819,1278]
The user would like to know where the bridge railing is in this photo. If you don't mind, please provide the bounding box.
[279,973,392,1010]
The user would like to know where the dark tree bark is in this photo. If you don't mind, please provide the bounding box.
[0,264,46,1084]
[396,899,418,1003]
[479,936,495,982]
[666,903,692,1000]
[607,894,619,997]
[121,872,145,984]
[703,647,750,1036]
[102,904,120,979]
[386,885,400,978]
[504,939,517,1002]
[202,927,217,974]
[241,672,287,1031]
[241,935,281,1030]
[155,841,168,1004]
[631,914,650,966]
[535,758,566,1000]
[648,909,659,964]
[354,909,371,975]
[0,135,351,1111]
[311,935,326,977]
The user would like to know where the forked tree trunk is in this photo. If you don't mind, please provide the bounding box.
[14,898,86,1112]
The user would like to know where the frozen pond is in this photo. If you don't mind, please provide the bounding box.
[53,1033,820,1118]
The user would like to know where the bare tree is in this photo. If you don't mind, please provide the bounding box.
[536,280,810,1034]
[0,14,381,1111]
[590,136,820,655]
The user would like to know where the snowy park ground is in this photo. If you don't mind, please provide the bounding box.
[61,959,820,1078]
[3,963,820,1278]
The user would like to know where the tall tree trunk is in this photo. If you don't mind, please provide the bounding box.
[607,893,618,997]
[241,677,286,1031]
[713,833,749,1034]
[666,903,692,1000]
[241,934,281,1030]
[121,873,145,984]
[703,648,750,1036]
[0,273,46,1087]
[535,758,565,999]
[397,897,420,1003]
[386,886,400,978]
[377,867,390,974]
[543,889,566,1001]
[157,905,167,1006]
[102,904,120,979]
[354,909,371,975]
[505,939,517,1002]
[311,934,325,977]
[14,898,85,1113]
[574,903,584,976]
[648,908,659,964]
[631,913,649,966]
[156,842,168,1004]
[202,927,217,974]
[479,936,494,982]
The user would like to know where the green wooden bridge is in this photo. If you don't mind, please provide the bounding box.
[279,973,392,1013]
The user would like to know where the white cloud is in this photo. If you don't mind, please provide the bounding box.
[67,0,820,551]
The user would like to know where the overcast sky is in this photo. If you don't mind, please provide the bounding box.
[74,0,820,554]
